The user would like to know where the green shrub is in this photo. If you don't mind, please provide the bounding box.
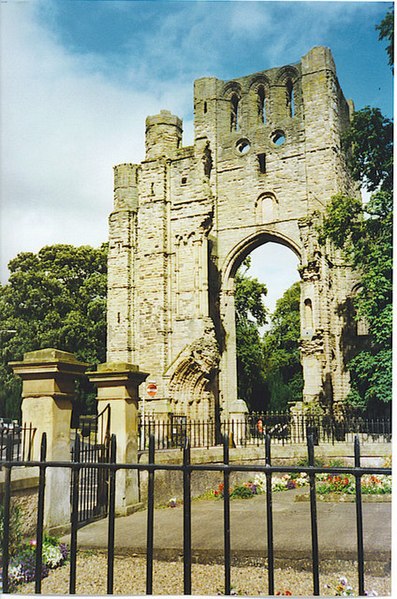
[230,485,254,499]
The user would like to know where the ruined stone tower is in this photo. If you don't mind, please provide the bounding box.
[107,46,358,421]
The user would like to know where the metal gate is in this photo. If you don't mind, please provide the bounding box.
[170,413,187,447]
[71,403,111,527]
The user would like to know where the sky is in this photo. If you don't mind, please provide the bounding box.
[0,0,393,313]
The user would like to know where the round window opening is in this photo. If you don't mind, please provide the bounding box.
[272,131,286,146]
[236,138,251,155]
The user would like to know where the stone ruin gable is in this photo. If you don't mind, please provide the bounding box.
[107,45,359,419]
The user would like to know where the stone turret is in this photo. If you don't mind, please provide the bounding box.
[145,110,183,160]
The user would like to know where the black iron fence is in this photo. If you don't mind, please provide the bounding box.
[138,413,392,450]
[70,403,111,526]
[1,433,391,596]
[139,416,216,450]
[0,423,36,461]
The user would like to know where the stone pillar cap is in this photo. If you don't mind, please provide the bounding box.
[229,398,249,414]
[21,348,87,364]
[87,362,149,387]
[10,348,88,377]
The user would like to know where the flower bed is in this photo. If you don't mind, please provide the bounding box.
[316,474,392,496]
[197,470,391,503]
[1,535,68,592]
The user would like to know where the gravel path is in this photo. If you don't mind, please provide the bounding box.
[18,552,391,596]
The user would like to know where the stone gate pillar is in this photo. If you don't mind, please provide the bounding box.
[229,398,249,446]
[10,348,87,533]
[88,362,148,515]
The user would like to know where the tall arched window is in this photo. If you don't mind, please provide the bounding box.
[230,93,239,131]
[286,78,294,117]
[257,85,266,124]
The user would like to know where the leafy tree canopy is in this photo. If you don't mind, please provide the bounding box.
[262,282,303,412]
[235,257,268,327]
[342,107,393,193]
[320,93,392,411]
[0,244,108,418]
[235,257,268,410]
[376,7,394,68]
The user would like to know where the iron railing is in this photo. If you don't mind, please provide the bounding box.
[0,423,36,461]
[138,413,392,450]
[139,416,216,450]
[0,433,391,596]
[70,403,111,526]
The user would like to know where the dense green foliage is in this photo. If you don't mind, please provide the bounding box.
[342,107,393,193]
[320,106,392,412]
[234,258,303,412]
[235,257,268,410]
[0,244,108,418]
[262,282,303,412]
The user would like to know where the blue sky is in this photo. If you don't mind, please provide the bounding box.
[0,0,393,311]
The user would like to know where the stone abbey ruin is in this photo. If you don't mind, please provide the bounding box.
[107,46,360,422]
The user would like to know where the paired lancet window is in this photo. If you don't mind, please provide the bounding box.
[227,74,296,131]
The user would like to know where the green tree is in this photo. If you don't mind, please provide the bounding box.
[320,106,392,413]
[262,282,303,412]
[376,6,394,69]
[235,257,268,410]
[0,244,108,418]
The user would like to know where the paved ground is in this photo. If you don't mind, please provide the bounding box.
[64,491,391,571]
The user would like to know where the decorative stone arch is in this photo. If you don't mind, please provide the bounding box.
[167,326,219,419]
[248,75,271,124]
[274,65,300,85]
[248,74,271,90]
[350,284,370,337]
[222,81,243,98]
[222,81,243,131]
[222,229,301,283]
[218,230,302,416]
[255,191,279,224]
[274,65,301,118]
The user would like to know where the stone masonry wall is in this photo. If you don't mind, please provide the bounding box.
[107,45,359,420]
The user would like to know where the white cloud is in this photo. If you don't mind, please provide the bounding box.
[248,244,299,315]
[228,3,274,37]
[0,2,192,282]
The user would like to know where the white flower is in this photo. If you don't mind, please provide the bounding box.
[339,577,348,586]
[9,564,24,583]
[42,545,63,568]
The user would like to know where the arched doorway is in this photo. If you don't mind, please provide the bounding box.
[218,231,301,418]
[235,242,301,413]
